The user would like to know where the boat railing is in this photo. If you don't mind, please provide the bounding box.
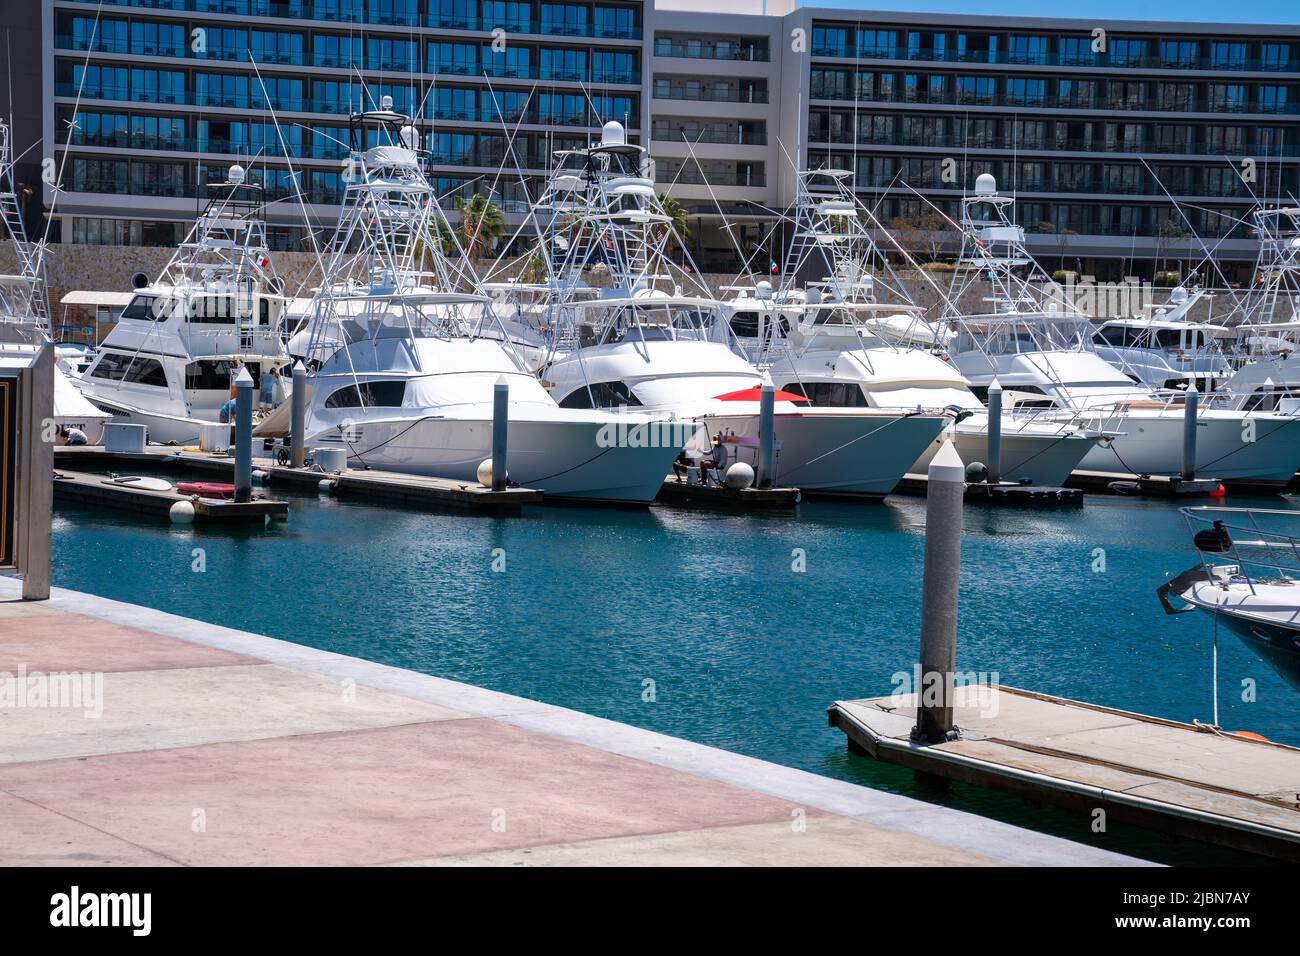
[1179,505,1300,593]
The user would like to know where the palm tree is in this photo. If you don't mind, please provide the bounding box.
[657,193,690,255]
[454,193,505,263]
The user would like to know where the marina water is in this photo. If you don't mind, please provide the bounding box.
[51,490,1297,864]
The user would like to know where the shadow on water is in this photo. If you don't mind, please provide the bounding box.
[48,481,1300,866]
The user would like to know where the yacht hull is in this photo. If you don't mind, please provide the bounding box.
[700,409,948,496]
[1075,410,1300,486]
[1184,581,1300,693]
[309,412,684,503]
[78,397,209,446]
[913,418,1098,487]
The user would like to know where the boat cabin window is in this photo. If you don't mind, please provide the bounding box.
[1242,385,1300,412]
[90,352,169,387]
[782,382,869,407]
[185,359,241,391]
[120,294,167,322]
[324,380,407,408]
[188,295,240,324]
[730,311,761,338]
[260,298,270,326]
[558,381,643,408]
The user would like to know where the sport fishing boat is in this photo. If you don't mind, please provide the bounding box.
[945,176,1300,487]
[526,124,950,497]
[720,169,1100,487]
[0,119,108,442]
[73,164,290,444]
[1091,286,1234,392]
[1159,506,1300,693]
[293,103,683,503]
[1218,206,1300,409]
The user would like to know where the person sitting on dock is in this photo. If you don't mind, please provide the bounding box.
[58,425,88,446]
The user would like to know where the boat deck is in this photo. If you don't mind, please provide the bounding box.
[829,685,1300,862]
[0,580,1143,866]
[52,469,288,523]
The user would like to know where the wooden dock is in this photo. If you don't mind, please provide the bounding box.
[829,685,1300,862]
[657,474,800,509]
[894,473,1084,507]
[53,446,539,513]
[52,469,288,523]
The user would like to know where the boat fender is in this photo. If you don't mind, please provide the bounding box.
[169,500,195,525]
[318,478,336,494]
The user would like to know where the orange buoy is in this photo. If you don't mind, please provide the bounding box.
[1230,731,1270,742]
[1209,484,1226,498]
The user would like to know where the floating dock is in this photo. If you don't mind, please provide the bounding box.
[657,474,800,509]
[1066,470,1225,497]
[0,579,1142,867]
[53,446,539,513]
[829,685,1300,862]
[52,468,288,523]
[894,473,1084,507]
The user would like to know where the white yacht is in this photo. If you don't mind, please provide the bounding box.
[1219,206,1300,408]
[295,104,683,504]
[74,165,290,444]
[945,176,1300,488]
[0,119,108,443]
[529,124,950,497]
[1091,287,1234,391]
[720,169,1100,487]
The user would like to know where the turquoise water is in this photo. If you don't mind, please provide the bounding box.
[48,486,1300,864]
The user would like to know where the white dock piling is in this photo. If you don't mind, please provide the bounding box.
[917,440,964,744]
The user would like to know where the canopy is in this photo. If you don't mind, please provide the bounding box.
[713,386,808,403]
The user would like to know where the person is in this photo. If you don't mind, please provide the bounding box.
[64,425,88,446]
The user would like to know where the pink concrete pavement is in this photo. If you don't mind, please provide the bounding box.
[0,586,1145,866]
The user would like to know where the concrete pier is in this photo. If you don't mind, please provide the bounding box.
[0,579,1142,867]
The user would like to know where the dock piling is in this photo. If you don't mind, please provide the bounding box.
[917,440,964,744]
[290,360,306,469]
[491,377,508,493]
[758,384,775,489]
[986,378,1003,486]
[1182,383,1198,482]
[234,366,253,503]
[17,344,54,600]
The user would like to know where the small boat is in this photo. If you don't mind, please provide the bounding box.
[103,475,174,492]
[175,481,236,499]
[1159,505,1300,692]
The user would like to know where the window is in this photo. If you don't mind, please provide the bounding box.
[1210,41,1248,69]
[1259,86,1289,114]
[324,380,408,408]
[314,34,362,68]
[1160,40,1199,68]
[1058,37,1093,66]
[1007,35,1049,65]
[185,360,238,391]
[781,382,869,408]
[1262,43,1292,71]
[559,381,642,408]
[857,30,897,58]
[90,353,168,387]
[121,294,167,321]
[1109,38,1149,66]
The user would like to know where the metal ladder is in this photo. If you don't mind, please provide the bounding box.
[0,121,49,325]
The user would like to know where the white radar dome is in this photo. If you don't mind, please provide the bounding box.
[601,121,626,147]
[974,173,997,195]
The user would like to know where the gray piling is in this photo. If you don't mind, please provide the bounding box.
[492,377,508,492]
[234,366,253,503]
[18,344,54,600]
[986,378,1003,486]
[290,360,306,469]
[758,384,775,488]
[1181,383,1199,482]
[917,439,964,744]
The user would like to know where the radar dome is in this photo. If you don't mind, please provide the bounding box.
[381,95,394,111]
[228,164,245,184]
[601,121,626,147]
[974,173,997,195]
[755,280,773,298]
[399,125,419,150]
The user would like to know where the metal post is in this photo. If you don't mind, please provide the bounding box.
[491,377,508,492]
[18,345,53,600]
[757,384,775,488]
[986,378,1003,486]
[290,360,307,469]
[917,439,964,744]
[1181,384,1198,482]
[234,366,253,503]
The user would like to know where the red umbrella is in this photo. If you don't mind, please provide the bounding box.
[712,386,809,403]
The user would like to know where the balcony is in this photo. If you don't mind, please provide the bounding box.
[651,125,766,146]
[653,41,769,62]
[653,85,768,104]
